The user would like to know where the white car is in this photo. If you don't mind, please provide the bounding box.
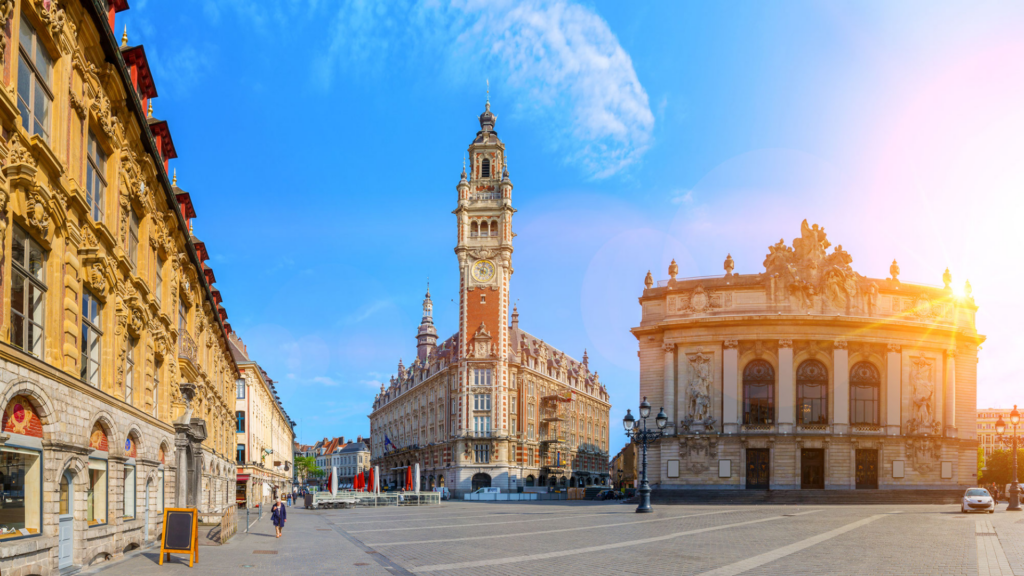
[473,487,501,494]
[961,488,995,514]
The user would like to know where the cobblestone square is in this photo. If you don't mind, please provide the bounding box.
[83,501,1024,576]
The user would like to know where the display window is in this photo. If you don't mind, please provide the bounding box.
[0,446,41,539]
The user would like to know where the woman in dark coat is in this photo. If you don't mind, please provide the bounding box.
[271,498,287,538]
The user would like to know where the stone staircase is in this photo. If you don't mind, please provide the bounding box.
[651,488,964,505]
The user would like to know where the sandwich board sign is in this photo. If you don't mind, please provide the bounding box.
[159,508,198,567]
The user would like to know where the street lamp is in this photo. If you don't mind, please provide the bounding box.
[623,397,668,513]
[995,406,1022,512]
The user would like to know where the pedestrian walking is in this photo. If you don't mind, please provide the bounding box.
[271,498,287,538]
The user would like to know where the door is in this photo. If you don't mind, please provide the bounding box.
[144,480,151,540]
[746,449,770,489]
[58,473,73,570]
[801,449,825,489]
[471,473,492,491]
[855,449,878,489]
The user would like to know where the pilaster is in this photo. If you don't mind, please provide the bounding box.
[833,340,849,434]
[662,342,676,435]
[722,339,739,433]
[777,340,794,433]
[944,348,957,438]
[886,344,901,435]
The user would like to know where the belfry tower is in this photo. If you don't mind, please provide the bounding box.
[454,98,514,433]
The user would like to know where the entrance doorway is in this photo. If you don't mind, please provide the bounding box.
[800,449,825,489]
[855,449,878,489]
[746,449,770,489]
[471,473,491,491]
[58,472,73,570]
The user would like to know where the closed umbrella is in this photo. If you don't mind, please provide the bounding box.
[406,466,413,491]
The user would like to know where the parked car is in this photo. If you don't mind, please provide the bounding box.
[433,487,451,500]
[962,488,996,514]
[473,487,501,494]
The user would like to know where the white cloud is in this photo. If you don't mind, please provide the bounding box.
[669,189,693,204]
[312,376,338,386]
[316,0,653,177]
[344,300,393,324]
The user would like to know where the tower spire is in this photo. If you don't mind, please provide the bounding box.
[416,280,437,361]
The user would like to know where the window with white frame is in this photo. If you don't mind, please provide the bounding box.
[473,369,492,387]
[10,226,46,358]
[80,291,102,386]
[17,17,52,141]
[473,394,491,411]
[86,131,107,222]
[473,416,491,435]
[474,444,490,463]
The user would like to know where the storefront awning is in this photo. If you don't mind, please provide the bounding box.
[237,474,251,482]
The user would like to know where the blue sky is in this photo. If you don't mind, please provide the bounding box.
[122,1,1024,455]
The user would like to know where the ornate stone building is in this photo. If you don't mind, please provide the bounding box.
[634,221,982,491]
[369,102,611,495]
[229,333,295,507]
[0,2,238,573]
[977,409,1010,459]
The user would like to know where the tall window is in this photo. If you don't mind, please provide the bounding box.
[80,291,102,386]
[796,360,828,426]
[128,211,139,268]
[178,301,187,335]
[123,463,136,519]
[11,226,46,358]
[124,336,136,404]
[473,394,491,411]
[0,445,42,538]
[86,131,107,222]
[742,360,775,426]
[473,369,492,387]
[850,362,881,425]
[481,158,491,178]
[474,444,490,463]
[236,379,245,399]
[87,459,107,525]
[236,411,245,433]
[153,361,161,417]
[473,416,491,435]
[154,258,163,304]
[237,444,245,464]
[17,17,52,141]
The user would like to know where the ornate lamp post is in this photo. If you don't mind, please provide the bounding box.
[995,406,1022,512]
[623,397,667,513]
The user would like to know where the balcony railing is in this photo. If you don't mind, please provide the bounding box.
[178,331,197,365]
[465,430,494,439]
[539,435,566,444]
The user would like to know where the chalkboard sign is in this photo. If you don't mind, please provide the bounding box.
[159,508,198,567]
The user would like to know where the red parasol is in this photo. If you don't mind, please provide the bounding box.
[406,466,413,491]
[354,471,363,491]
[369,468,375,492]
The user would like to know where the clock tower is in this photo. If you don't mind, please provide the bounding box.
[454,99,514,436]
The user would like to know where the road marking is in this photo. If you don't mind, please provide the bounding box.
[409,511,821,573]
[976,519,1013,576]
[349,511,616,533]
[366,509,742,546]
[339,511,547,525]
[695,514,886,576]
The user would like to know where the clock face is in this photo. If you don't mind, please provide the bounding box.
[472,260,496,283]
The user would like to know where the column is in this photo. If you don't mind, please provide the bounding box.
[723,340,739,433]
[174,425,190,508]
[944,349,957,438]
[663,342,676,435]
[886,344,901,436]
[833,340,849,434]
[777,340,794,433]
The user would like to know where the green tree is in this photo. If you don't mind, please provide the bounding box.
[295,456,322,484]
[978,446,986,478]
[979,448,1024,486]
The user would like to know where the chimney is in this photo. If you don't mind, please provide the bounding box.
[340,436,345,444]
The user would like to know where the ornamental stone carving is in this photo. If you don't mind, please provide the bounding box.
[723,339,738,349]
[888,343,901,353]
[907,356,938,433]
[644,270,653,289]
[762,220,863,313]
[778,339,793,348]
[662,342,675,354]
[0,0,12,68]
[471,322,493,358]
[833,339,847,350]
[679,435,718,474]
[27,187,50,237]
[7,135,36,167]
[686,348,713,424]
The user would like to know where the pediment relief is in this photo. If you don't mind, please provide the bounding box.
[470,322,494,358]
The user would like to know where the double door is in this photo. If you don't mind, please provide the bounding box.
[801,449,825,489]
[746,449,770,489]
[855,449,878,489]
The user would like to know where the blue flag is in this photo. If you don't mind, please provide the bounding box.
[385,435,395,452]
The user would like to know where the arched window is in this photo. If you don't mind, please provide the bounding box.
[796,360,828,426]
[742,360,775,426]
[470,221,479,237]
[490,220,498,237]
[481,158,491,178]
[525,475,535,487]
[850,362,880,425]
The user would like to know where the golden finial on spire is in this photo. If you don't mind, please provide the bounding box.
[121,25,128,47]
[147,100,153,118]
[172,168,177,186]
